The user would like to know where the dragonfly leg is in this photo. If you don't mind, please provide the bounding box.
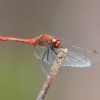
[47,49,49,61]
[41,49,48,60]
[52,47,57,55]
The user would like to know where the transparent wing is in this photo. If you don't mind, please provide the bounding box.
[62,47,99,67]
[34,43,100,74]
[34,46,55,75]
[61,41,100,67]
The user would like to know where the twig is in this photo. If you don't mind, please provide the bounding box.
[36,48,67,100]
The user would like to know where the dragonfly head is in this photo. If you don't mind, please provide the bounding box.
[51,37,61,48]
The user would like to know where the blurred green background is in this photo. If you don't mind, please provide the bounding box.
[0,0,100,100]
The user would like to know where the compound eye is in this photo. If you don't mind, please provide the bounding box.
[56,41,61,48]
[52,38,57,43]
[51,38,61,48]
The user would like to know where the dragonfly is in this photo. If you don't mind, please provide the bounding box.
[0,34,99,75]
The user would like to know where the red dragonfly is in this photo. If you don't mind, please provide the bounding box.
[0,34,99,75]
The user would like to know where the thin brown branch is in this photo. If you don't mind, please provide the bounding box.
[36,48,67,100]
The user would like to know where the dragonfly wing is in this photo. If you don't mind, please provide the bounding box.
[61,42,100,67]
[34,46,55,75]
[34,43,100,70]
[62,50,91,67]
[34,46,56,63]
